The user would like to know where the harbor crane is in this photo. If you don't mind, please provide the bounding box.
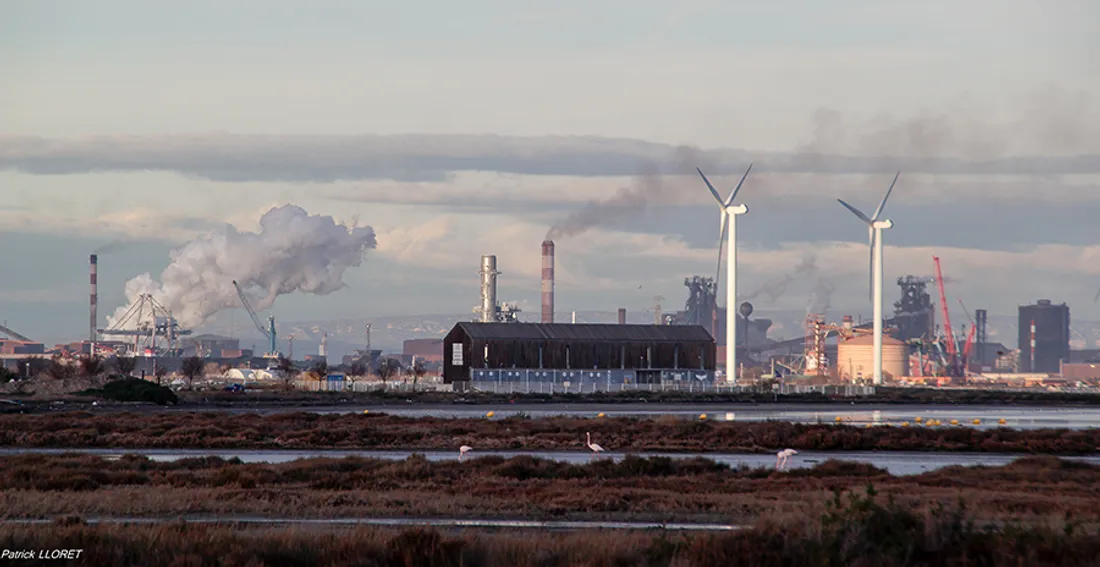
[232,281,278,358]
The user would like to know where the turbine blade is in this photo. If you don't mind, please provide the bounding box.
[715,211,727,303]
[724,161,754,207]
[1095,286,1100,303]
[871,171,900,220]
[837,199,872,224]
[697,168,725,206]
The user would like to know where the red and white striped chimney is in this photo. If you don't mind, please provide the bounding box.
[541,240,554,323]
[89,254,98,345]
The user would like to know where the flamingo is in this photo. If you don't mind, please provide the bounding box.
[776,448,798,470]
[586,432,605,460]
[459,445,472,461]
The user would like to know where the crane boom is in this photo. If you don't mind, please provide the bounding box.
[933,257,957,360]
[232,280,277,357]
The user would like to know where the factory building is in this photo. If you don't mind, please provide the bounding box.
[442,322,716,386]
[181,334,242,358]
[1018,300,1070,373]
[403,338,444,363]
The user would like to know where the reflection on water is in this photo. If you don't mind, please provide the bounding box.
[0,516,743,531]
[3,447,1099,476]
[190,403,1100,430]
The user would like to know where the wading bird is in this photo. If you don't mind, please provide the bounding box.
[459,445,472,461]
[586,432,605,460]
[776,448,798,470]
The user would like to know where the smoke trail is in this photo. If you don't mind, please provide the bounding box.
[743,254,820,304]
[106,205,377,329]
[806,277,835,316]
[94,238,137,255]
[545,146,710,240]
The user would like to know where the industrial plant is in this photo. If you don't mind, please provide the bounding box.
[1,169,1097,394]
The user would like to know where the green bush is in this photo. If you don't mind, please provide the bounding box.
[80,378,178,405]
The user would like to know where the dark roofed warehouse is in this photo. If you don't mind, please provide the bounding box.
[443,322,716,385]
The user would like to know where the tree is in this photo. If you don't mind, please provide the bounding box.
[275,356,298,389]
[153,364,168,386]
[46,354,77,380]
[78,355,106,378]
[411,360,428,385]
[18,356,49,378]
[309,360,330,391]
[346,360,367,391]
[113,355,137,377]
[376,358,400,386]
[180,356,205,390]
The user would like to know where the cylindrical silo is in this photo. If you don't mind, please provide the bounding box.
[837,334,907,382]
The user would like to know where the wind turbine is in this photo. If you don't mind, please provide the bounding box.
[697,162,754,383]
[837,172,900,385]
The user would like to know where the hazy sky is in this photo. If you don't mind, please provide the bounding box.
[2,0,1099,344]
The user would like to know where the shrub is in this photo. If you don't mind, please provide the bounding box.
[79,379,178,405]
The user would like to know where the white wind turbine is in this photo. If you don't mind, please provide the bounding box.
[697,163,753,383]
[837,172,900,385]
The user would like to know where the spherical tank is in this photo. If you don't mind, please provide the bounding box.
[836,334,907,382]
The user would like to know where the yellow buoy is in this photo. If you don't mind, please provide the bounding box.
[998,418,1006,425]
[914,417,923,422]
[597,412,606,418]
[901,422,910,427]
[699,413,707,420]
[486,411,495,418]
[950,419,959,426]
[865,423,873,428]
[972,419,981,425]
[835,416,844,422]
[362,410,369,415]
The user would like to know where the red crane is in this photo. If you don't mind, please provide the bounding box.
[933,256,957,365]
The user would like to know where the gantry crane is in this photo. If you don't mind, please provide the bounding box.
[232,280,278,358]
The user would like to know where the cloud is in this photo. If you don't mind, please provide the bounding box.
[2,92,1099,187]
[0,206,225,243]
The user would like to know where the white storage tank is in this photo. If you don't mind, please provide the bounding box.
[837,334,907,382]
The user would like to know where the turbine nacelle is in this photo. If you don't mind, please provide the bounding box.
[872,219,893,230]
[725,204,748,215]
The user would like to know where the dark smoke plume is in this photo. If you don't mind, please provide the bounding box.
[743,254,820,304]
[545,146,712,240]
[94,238,137,255]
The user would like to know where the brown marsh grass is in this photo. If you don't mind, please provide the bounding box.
[1,411,1098,453]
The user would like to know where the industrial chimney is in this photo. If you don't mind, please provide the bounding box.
[479,255,499,323]
[618,308,626,325]
[541,240,554,323]
[89,254,98,347]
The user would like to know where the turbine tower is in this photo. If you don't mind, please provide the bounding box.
[697,162,754,383]
[837,172,900,385]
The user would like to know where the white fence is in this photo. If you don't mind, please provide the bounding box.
[290,377,875,397]
[466,381,876,397]
[293,379,452,393]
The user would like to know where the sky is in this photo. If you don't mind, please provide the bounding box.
[2,0,1099,345]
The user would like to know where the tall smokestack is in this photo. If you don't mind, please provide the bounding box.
[89,254,98,347]
[541,240,554,323]
[618,308,627,324]
[479,255,499,323]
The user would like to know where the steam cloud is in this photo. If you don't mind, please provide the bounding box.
[106,205,377,330]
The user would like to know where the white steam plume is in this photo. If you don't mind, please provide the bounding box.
[106,205,377,330]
